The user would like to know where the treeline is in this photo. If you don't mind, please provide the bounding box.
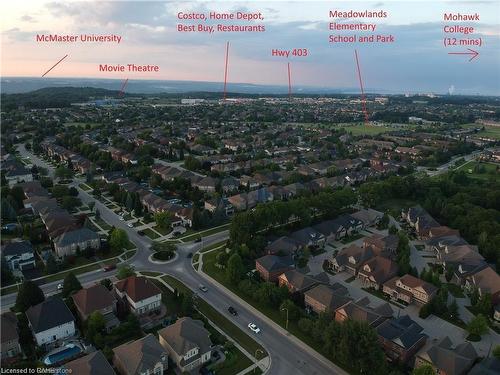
[359,173,500,268]
[1,87,122,110]
[230,188,356,249]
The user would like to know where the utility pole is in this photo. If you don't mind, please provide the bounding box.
[281,307,289,330]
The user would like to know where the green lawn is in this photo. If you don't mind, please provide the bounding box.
[124,241,136,250]
[38,263,101,284]
[455,161,499,181]
[461,123,500,140]
[200,241,227,253]
[122,249,137,259]
[376,198,418,217]
[154,225,172,236]
[94,217,112,231]
[211,347,253,375]
[78,183,93,191]
[180,224,230,242]
[141,271,163,277]
[340,124,394,136]
[144,228,160,239]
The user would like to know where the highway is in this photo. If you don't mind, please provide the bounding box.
[4,144,347,375]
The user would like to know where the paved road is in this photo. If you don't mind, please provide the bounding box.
[9,145,346,375]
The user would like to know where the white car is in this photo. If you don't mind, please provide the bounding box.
[248,323,260,334]
[57,283,63,291]
[127,223,133,228]
[119,216,125,221]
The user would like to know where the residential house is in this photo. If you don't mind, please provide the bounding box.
[1,240,36,271]
[350,208,383,228]
[363,234,400,259]
[113,334,168,375]
[464,266,500,305]
[114,276,162,316]
[220,176,239,193]
[402,206,440,239]
[334,297,393,327]
[193,176,218,193]
[158,317,213,372]
[72,284,119,331]
[53,227,101,257]
[304,284,351,315]
[468,357,500,375]
[255,255,294,282]
[383,274,438,305]
[278,270,328,294]
[204,197,234,216]
[376,315,427,364]
[265,236,302,257]
[26,297,76,347]
[5,165,33,187]
[1,312,21,360]
[330,244,375,275]
[290,227,325,248]
[414,336,477,375]
[63,350,116,375]
[357,256,399,289]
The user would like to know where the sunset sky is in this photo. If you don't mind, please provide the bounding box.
[1,0,499,94]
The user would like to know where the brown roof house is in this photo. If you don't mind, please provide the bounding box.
[255,255,294,283]
[265,236,302,257]
[158,317,213,372]
[278,270,328,294]
[330,244,375,275]
[304,284,351,315]
[334,297,393,327]
[114,276,162,317]
[63,350,116,375]
[363,234,400,259]
[72,284,119,331]
[383,274,438,305]
[414,336,477,375]
[113,334,168,375]
[464,266,500,305]
[1,312,21,361]
[357,256,399,289]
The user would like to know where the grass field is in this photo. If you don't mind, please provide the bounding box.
[144,228,160,239]
[462,123,500,140]
[455,161,499,181]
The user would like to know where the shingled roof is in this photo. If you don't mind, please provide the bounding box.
[114,276,161,302]
[26,297,74,334]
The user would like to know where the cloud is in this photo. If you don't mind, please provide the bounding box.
[20,15,37,23]
[3,28,47,42]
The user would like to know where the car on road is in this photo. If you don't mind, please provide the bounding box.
[127,223,133,228]
[57,283,63,291]
[103,264,116,271]
[119,216,125,221]
[199,284,208,292]
[248,323,260,333]
[194,237,202,243]
[228,306,238,316]
[138,230,145,236]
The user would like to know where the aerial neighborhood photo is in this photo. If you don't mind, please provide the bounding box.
[1,1,499,375]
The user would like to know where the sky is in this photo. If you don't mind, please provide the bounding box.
[1,0,500,95]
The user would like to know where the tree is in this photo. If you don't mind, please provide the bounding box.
[466,314,489,337]
[475,293,492,316]
[154,212,172,229]
[216,251,229,267]
[86,311,106,344]
[117,265,135,280]
[95,208,101,220]
[226,253,245,283]
[45,253,59,274]
[15,280,45,312]
[110,228,128,251]
[61,196,81,210]
[493,345,500,359]
[279,299,300,321]
[55,166,73,179]
[412,364,436,375]
[62,272,82,297]
[100,278,113,290]
[180,293,194,316]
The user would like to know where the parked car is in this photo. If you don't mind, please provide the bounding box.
[57,283,63,291]
[199,284,208,293]
[127,223,133,228]
[103,264,116,271]
[138,230,145,236]
[119,216,125,221]
[212,350,220,359]
[248,323,260,334]
[228,306,238,316]
[194,237,202,243]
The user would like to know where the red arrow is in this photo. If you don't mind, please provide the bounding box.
[448,48,479,62]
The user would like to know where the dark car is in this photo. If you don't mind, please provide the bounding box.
[103,264,116,272]
[228,306,238,316]
[194,237,202,243]
[138,230,145,236]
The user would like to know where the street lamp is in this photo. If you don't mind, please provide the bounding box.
[254,349,264,374]
[281,306,289,330]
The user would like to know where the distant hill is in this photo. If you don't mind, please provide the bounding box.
[1,87,123,110]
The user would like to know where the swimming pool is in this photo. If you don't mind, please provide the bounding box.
[43,343,82,365]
